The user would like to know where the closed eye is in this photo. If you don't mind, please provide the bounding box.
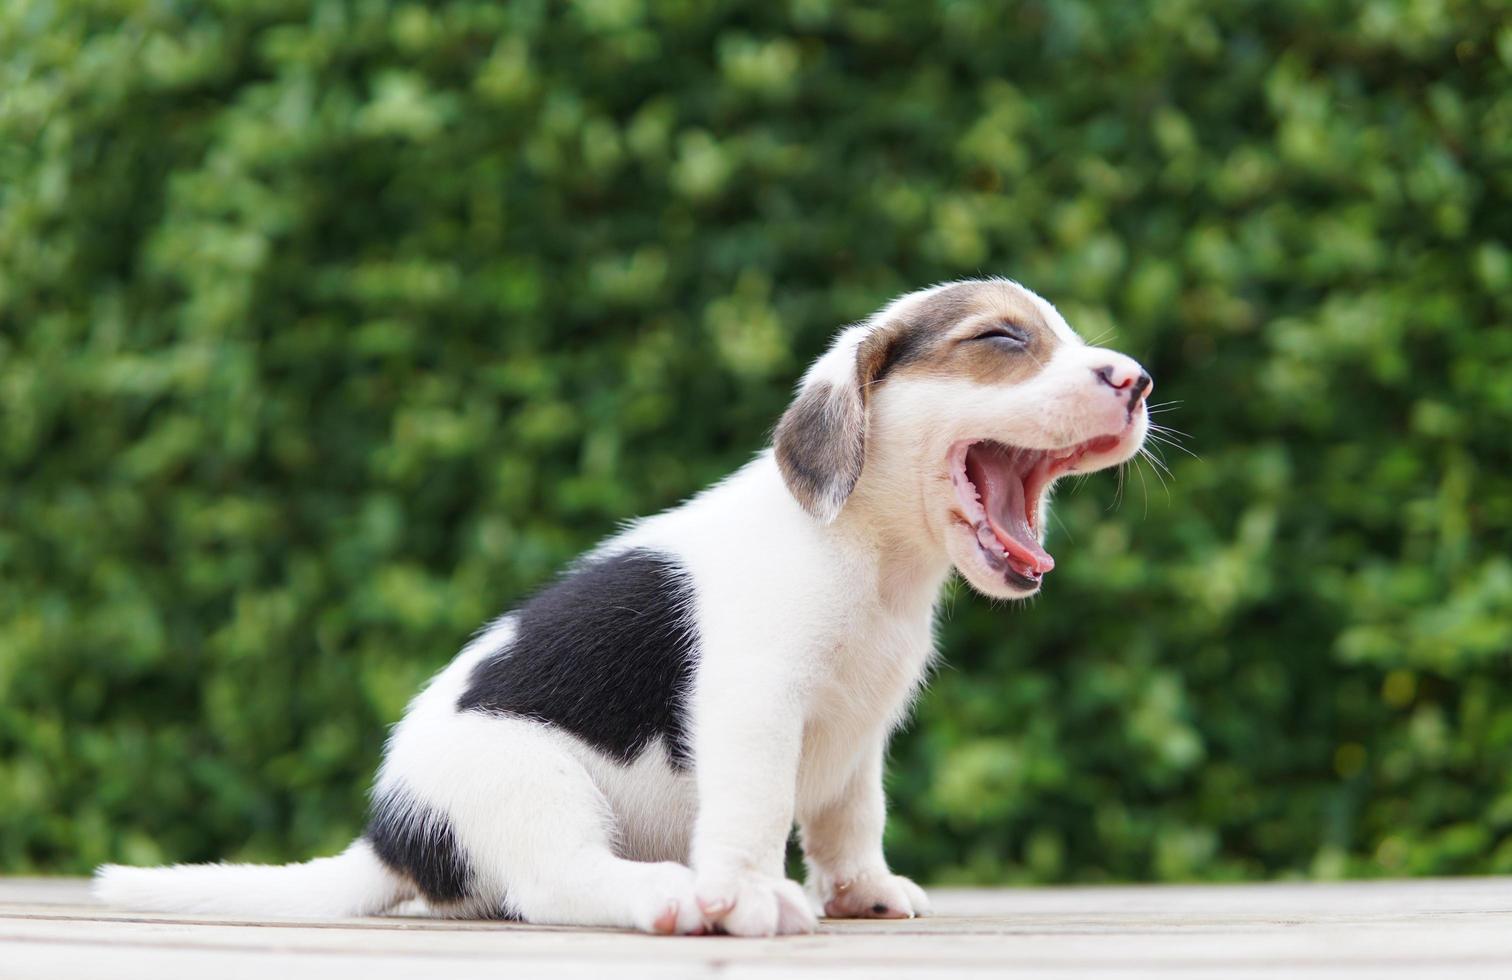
[971,323,1030,348]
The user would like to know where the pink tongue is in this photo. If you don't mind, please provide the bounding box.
[977,457,1055,574]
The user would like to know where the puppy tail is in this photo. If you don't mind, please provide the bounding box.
[93,839,411,918]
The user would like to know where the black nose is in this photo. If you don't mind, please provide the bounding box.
[1095,366,1153,410]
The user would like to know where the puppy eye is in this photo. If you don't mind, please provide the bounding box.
[972,323,1030,348]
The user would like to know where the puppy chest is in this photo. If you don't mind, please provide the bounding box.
[808,624,933,740]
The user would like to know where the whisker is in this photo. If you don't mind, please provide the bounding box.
[1147,443,1199,464]
[1145,432,1200,460]
[1139,441,1175,476]
[1138,446,1174,492]
[1137,451,1171,507]
[1145,422,1197,447]
[1146,436,1188,451]
[1145,431,1191,450]
[1049,506,1075,544]
[1133,454,1151,518]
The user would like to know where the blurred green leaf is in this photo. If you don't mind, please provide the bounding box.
[1,0,1510,885]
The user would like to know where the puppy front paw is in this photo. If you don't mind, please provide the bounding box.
[816,869,930,919]
[695,869,818,937]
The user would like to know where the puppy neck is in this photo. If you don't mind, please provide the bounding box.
[832,468,952,614]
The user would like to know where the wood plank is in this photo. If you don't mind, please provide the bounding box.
[0,877,1508,978]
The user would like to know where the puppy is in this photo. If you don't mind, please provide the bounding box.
[95,278,1151,936]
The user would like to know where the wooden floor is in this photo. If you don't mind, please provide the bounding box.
[2,876,1510,978]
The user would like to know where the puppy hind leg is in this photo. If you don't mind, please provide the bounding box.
[511,848,706,935]
[406,714,702,933]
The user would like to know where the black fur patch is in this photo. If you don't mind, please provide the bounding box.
[457,549,699,769]
[365,786,473,903]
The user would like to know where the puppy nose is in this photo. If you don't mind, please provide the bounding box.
[1095,364,1153,405]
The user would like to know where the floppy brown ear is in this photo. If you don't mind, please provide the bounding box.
[773,331,896,524]
[773,378,866,523]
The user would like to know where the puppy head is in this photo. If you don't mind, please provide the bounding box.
[774,278,1151,599]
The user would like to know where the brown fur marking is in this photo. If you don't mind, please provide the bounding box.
[864,281,1062,388]
[773,380,866,520]
[776,281,1067,521]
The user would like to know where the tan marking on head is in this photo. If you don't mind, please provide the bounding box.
[777,280,1074,523]
[860,280,1066,388]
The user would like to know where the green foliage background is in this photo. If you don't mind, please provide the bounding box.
[3,0,1511,883]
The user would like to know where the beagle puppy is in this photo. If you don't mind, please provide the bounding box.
[97,278,1152,936]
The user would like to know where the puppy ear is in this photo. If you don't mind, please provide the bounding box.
[774,379,866,523]
[774,330,895,523]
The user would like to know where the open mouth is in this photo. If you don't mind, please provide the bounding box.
[948,433,1125,591]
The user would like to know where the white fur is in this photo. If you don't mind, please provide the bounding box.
[95,279,1148,937]
[93,841,407,919]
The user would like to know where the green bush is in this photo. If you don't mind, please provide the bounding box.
[2,0,1509,883]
